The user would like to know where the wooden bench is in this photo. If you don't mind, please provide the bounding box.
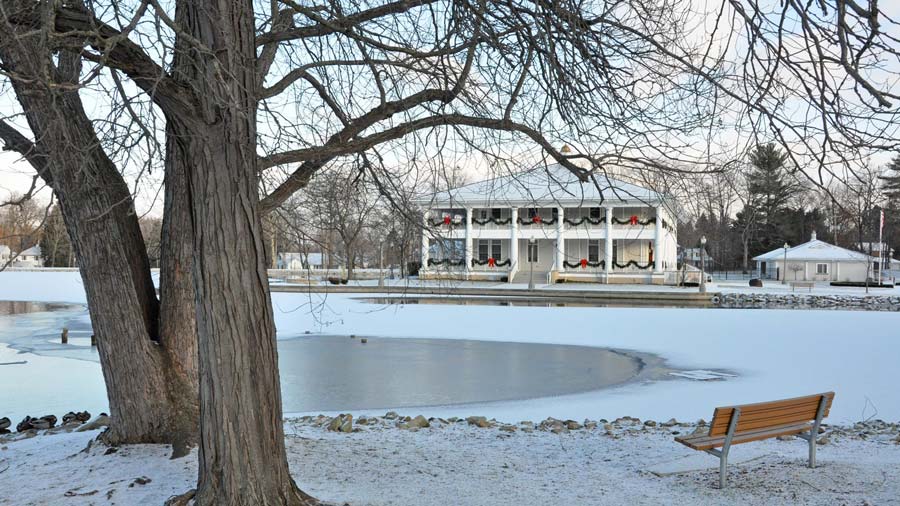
[790,281,815,292]
[675,392,835,488]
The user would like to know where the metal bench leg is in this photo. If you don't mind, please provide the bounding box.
[808,396,828,468]
[719,452,728,488]
[707,408,741,488]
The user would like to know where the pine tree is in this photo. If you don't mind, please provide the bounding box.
[881,155,900,253]
[746,143,796,253]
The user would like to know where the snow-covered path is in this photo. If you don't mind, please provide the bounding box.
[1,271,899,425]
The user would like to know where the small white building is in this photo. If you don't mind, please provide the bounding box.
[414,164,679,284]
[277,252,325,270]
[753,232,878,283]
[679,247,713,269]
[2,245,44,268]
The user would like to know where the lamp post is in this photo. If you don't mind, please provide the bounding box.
[891,248,896,285]
[699,235,707,293]
[528,238,536,290]
[378,241,385,289]
[782,242,789,284]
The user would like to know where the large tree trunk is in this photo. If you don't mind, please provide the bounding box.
[173,0,314,503]
[0,21,197,447]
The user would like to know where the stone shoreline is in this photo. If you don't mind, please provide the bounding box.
[717,292,900,311]
[292,411,900,444]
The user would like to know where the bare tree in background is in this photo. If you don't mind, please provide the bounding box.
[0,193,43,253]
[301,164,382,280]
[39,204,74,267]
[0,0,898,504]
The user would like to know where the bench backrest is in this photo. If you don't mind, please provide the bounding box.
[708,392,834,436]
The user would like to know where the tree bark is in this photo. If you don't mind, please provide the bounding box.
[172,0,315,503]
[0,21,198,447]
[158,123,201,454]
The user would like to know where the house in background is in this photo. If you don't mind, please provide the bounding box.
[679,247,713,269]
[277,251,325,270]
[0,245,44,268]
[753,231,878,282]
[414,164,678,284]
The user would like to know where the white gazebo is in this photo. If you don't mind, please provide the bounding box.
[414,164,679,285]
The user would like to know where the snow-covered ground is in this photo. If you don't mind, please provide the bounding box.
[1,270,899,424]
[2,420,898,506]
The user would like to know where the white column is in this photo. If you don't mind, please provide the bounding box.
[421,211,430,269]
[510,207,519,272]
[654,206,663,273]
[556,206,565,272]
[464,208,473,274]
[604,206,613,277]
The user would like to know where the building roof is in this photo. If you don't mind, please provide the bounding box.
[416,164,665,207]
[0,245,9,255]
[753,232,872,262]
[18,245,41,257]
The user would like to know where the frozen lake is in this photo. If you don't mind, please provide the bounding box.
[0,301,649,420]
[2,270,899,426]
[278,336,644,411]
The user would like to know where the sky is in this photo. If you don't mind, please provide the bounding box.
[2,0,899,218]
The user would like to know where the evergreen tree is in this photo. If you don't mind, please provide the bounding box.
[746,143,796,253]
[880,155,900,202]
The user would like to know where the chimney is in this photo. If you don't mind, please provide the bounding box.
[810,230,817,241]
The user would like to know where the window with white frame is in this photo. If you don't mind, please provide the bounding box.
[816,263,828,275]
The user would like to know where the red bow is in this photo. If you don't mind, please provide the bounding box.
[488,257,496,267]
[580,258,588,268]
[532,215,542,223]
[443,215,451,225]
[629,215,638,225]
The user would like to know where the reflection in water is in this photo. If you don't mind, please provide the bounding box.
[279,336,642,412]
[360,296,711,309]
[0,300,71,316]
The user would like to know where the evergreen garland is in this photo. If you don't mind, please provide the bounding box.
[613,260,655,270]
[563,216,605,226]
[472,217,512,226]
[427,258,465,267]
[610,216,656,226]
[471,258,511,267]
[563,259,605,268]
[517,217,557,226]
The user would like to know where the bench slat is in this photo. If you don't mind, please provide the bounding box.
[710,403,830,433]
[709,392,833,436]
[676,422,813,451]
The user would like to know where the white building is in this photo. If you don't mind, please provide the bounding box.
[277,252,325,270]
[1,245,44,268]
[414,164,678,284]
[679,247,713,269]
[753,232,879,283]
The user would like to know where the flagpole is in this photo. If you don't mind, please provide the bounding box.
[878,209,884,286]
